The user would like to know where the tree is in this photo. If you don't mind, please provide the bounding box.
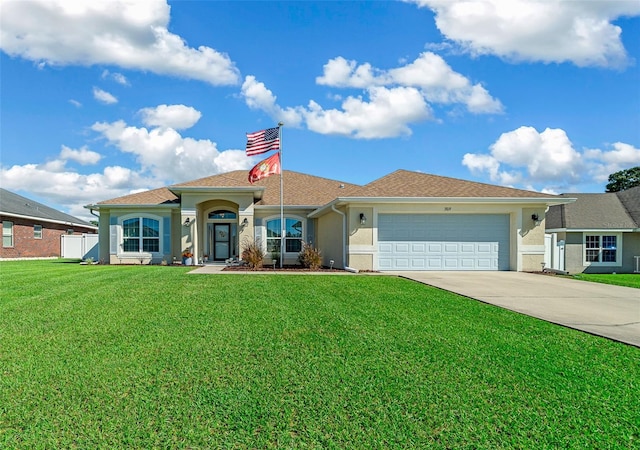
[605,166,640,192]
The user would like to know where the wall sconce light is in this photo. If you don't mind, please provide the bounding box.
[183,217,191,227]
[531,213,541,225]
[242,217,249,226]
[359,213,367,225]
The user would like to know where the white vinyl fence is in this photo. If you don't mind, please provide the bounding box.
[61,234,99,261]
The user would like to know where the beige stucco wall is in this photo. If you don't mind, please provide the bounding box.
[104,207,176,264]
[316,208,345,268]
[519,207,547,271]
[338,202,551,272]
[98,211,110,263]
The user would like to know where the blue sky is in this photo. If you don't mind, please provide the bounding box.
[1,0,639,220]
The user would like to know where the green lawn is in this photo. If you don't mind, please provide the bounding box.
[572,273,640,289]
[1,260,638,448]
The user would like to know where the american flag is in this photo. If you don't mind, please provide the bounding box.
[245,127,280,156]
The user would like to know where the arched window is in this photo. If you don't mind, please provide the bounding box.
[208,210,237,220]
[122,217,160,253]
[266,217,303,254]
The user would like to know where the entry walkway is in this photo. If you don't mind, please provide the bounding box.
[387,271,640,347]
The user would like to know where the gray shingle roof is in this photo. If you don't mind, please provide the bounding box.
[0,188,96,228]
[546,187,640,230]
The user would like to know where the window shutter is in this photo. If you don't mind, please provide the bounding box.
[163,217,170,254]
[109,215,118,254]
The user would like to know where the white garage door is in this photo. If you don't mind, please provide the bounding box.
[378,214,510,271]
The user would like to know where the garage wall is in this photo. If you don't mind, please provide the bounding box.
[519,207,547,271]
[316,208,345,269]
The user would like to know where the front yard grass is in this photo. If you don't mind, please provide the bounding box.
[571,273,640,289]
[1,260,638,448]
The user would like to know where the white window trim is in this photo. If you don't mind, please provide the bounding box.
[263,215,305,256]
[583,232,622,267]
[34,224,43,239]
[118,214,163,257]
[3,221,14,248]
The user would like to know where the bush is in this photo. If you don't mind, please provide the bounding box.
[298,241,322,270]
[241,238,265,270]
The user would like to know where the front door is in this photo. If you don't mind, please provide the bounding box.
[213,223,231,261]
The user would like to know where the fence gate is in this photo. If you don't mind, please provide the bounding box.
[61,234,99,260]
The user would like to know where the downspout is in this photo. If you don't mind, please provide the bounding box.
[331,204,359,273]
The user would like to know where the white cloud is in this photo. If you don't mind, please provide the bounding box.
[1,106,255,220]
[410,0,640,68]
[316,57,387,88]
[316,52,503,114]
[93,87,117,104]
[584,142,640,182]
[305,86,432,139]
[462,126,640,191]
[241,76,304,127]
[101,70,129,85]
[69,99,82,108]
[0,0,239,85]
[243,52,501,140]
[0,162,153,221]
[60,145,102,165]
[91,115,252,183]
[139,104,202,130]
[390,52,503,113]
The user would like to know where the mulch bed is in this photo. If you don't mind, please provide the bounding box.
[222,265,345,272]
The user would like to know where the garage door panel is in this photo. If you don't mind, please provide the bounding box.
[378,214,510,271]
[460,243,475,254]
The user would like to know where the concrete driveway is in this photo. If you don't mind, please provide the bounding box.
[386,271,640,347]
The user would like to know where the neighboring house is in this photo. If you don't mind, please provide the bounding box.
[0,188,98,259]
[88,169,573,271]
[545,186,640,274]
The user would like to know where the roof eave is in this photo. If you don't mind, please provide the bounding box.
[0,211,97,230]
[168,186,264,197]
[546,227,638,233]
[87,203,181,210]
[309,196,575,219]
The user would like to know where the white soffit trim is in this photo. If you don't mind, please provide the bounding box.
[308,197,574,218]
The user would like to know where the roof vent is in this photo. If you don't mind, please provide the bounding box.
[339,184,344,189]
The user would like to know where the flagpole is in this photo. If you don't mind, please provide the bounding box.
[278,122,284,269]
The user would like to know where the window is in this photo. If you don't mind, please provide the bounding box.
[3,221,13,247]
[584,233,620,265]
[34,225,42,239]
[122,217,160,253]
[266,218,303,254]
[208,210,236,220]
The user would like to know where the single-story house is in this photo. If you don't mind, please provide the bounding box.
[1,188,98,259]
[88,169,574,272]
[545,185,640,274]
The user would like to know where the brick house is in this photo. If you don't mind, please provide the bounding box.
[1,188,98,259]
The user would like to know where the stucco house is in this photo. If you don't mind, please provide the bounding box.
[1,188,98,259]
[88,169,573,272]
[545,186,640,274]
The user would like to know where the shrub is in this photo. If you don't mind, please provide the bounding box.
[298,241,322,270]
[241,238,265,270]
